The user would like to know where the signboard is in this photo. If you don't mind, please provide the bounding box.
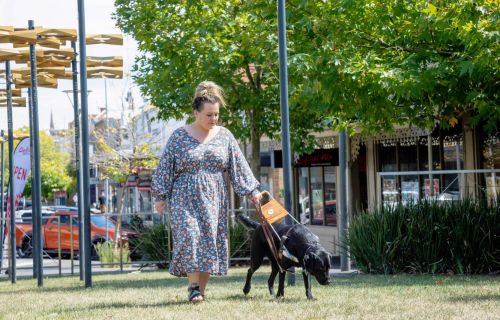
[294,149,339,167]
[5,137,31,230]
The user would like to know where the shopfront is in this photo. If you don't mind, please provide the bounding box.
[294,149,338,227]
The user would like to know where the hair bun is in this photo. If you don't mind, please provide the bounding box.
[194,81,226,106]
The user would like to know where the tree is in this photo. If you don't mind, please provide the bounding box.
[114,1,329,177]
[2,128,74,201]
[290,0,499,133]
[115,0,498,175]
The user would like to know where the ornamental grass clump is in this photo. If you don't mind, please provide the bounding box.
[348,199,500,274]
[95,241,130,268]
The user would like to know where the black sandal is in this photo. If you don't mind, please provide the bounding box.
[188,285,203,303]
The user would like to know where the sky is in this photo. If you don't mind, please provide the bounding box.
[0,0,144,131]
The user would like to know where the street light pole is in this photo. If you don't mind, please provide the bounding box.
[77,0,93,288]
[28,20,44,287]
[71,40,85,280]
[339,129,350,271]
[0,130,5,272]
[27,86,38,280]
[104,78,110,213]
[277,0,295,286]
[5,60,16,283]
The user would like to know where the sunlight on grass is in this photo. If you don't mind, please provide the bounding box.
[0,267,499,320]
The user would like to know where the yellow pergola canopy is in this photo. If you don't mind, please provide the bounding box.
[35,56,72,68]
[87,67,123,79]
[13,49,44,63]
[0,88,22,97]
[38,28,77,42]
[0,48,20,62]
[0,26,14,32]
[0,96,26,107]
[42,48,75,60]
[86,34,123,45]
[13,73,58,89]
[87,56,123,67]
[0,29,38,45]
[8,27,77,47]
[11,66,67,77]
[13,36,62,49]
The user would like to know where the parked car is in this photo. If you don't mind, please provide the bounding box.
[43,206,78,212]
[15,211,139,260]
[15,208,55,223]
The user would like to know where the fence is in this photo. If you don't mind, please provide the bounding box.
[0,208,258,279]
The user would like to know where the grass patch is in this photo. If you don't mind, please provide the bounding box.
[0,267,499,319]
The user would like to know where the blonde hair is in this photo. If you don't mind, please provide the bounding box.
[192,81,226,111]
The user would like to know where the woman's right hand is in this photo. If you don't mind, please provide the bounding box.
[155,201,167,214]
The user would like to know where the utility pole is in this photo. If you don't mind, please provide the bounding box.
[277,0,295,286]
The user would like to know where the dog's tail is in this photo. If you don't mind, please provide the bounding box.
[236,213,260,230]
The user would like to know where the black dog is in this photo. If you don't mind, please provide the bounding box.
[237,214,331,299]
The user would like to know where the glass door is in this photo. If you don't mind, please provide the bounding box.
[298,167,310,224]
[310,167,324,225]
[324,166,337,226]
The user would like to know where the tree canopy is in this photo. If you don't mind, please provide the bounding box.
[114,1,328,176]
[1,128,74,201]
[290,0,499,133]
[114,0,499,167]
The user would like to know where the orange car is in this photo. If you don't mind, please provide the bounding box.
[15,211,138,259]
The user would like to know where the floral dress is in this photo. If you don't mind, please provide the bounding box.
[152,126,259,277]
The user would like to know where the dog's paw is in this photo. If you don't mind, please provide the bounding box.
[243,286,250,295]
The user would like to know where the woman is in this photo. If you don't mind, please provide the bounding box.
[152,81,261,303]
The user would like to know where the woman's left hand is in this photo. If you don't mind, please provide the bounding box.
[250,192,262,206]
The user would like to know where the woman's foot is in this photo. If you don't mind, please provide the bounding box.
[188,284,204,303]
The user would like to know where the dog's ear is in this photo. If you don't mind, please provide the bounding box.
[303,253,316,272]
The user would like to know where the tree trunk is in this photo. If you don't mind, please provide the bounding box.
[249,125,261,182]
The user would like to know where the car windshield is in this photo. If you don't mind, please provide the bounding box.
[91,215,116,229]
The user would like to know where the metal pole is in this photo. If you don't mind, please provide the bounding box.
[104,78,110,214]
[0,130,4,270]
[77,0,93,288]
[427,134,433,198]
[456,142,463,200]
[277,0,295,286]
[28,87,38,279]
[6,60,16,283]
[339,129,350,271]
[29,20,43,287]
[71,41,85,280]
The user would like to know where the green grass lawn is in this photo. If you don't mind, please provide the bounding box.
[0,267,498,320]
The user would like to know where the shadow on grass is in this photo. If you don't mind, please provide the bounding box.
[48,300,202,314]
[224,293,304,304]
[447,294,500,302]
[0,272,270,296]
[1,269,498,296]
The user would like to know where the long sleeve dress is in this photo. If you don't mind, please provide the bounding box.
[152,126,259,276]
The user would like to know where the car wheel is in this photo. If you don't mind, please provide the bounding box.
[19,236,33,258]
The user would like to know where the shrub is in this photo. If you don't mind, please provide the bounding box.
[229,219,253,259]
[347,199,500,274]
[130,218,253,268]
[95,241,130,267]
[129,224,170,269]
